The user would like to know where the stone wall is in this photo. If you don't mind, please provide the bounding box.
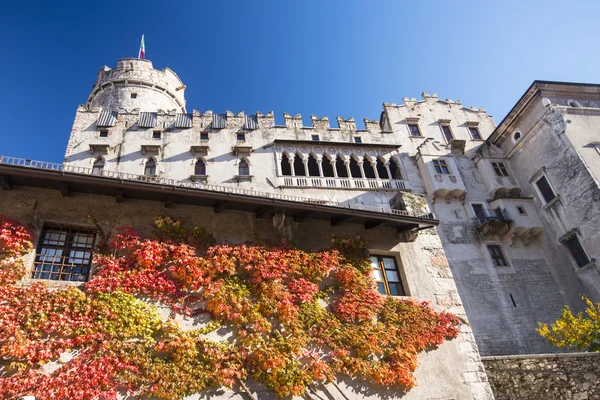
[482,352,600,400]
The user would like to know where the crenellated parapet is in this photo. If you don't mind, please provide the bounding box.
[310,115,330,130]
[336,117,356,131]
[284,113,303,129]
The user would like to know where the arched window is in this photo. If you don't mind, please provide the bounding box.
[239,159,250,176]
[363,157,376,178]
[349,158,362,178]
[293,154,306,176]
[194,159,206,175]
[307,154,320,176]
[389,158,402,180]
[335,156,348,178]
[322,156,335,177]
[376,158,389,179]
[144,159,156,176]
[281,154,292,176]
[92,158,104,176]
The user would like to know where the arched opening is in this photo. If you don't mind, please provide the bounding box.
[389,158,402,179]
[280,154,292,176]
[293,154,306,176]
[363,157,376,178]
[144,158,156,176]
[239,159,250,176]
[376,158,389,179]
[194,159,206,175]
[335,156,348,178]
[92,158,104,176]
[349,158,362,178]
[307,154,320,176]
[322,156,335,177]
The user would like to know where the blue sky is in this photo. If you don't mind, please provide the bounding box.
[1,0,599,162]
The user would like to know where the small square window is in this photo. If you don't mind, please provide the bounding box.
[99,130,108,138]
[441,125,453,142]
[237,133,246,142]
[200,132,209,141]
[131,93,137,99]
[535,175,556,204]
[564,235,590,268]
[311,135,320,141]
[516,206,526,215]
[469,127,482,140]
[432,159,450,174]
[152,131,162,139]
[370,255,405,296]
[354,136,362,143]
[487,245,508,267]
[492,162,509,177]
[408,124,421,137]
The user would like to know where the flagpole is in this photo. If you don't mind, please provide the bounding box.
[138,34,145,59]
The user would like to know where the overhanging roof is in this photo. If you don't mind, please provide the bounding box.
[0,159,437,233]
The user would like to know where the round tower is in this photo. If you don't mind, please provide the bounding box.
[86,58,186,112]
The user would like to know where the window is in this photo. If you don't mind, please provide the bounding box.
[32,225,96,282]
[354,136,362,143]
[237,133,245,142]
[311,135,320,141]
[131,93,137,99]
[468,127,482,140]
[564,235,590,268]
[535,175,556,203]
[516,206,526,215]
[144,159,157,176]
[441,125,453,142]
[408,124,421,137]
[152,131,161,139]
[568,100,582,108]
[200,132,209,141]
[194,159,206,175]
[238,159,250,176]
[492,162,509,177]
[92,158,104,176]
[432,159,450,174]
[513,131,521,141]
[99,129,108,138]
[472,203,484,219]
[370,255,405,296]
[487,245,508,267]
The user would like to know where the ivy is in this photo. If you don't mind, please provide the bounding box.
[0,215,461,399]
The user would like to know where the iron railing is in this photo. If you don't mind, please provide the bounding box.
[472,208,511,227]
[0,156,436,220]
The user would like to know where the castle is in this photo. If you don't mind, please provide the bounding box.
[1,57,599,399]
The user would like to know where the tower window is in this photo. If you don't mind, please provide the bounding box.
[535,175,556,204]
[32,225,96,282]
[513,131,522,141]
[238,160,250,176]
[145,159,157,176]
[408,124,421,137]
[152,131,162,139]
[564,235,590,268]
[492,162,509,177]
[311,135,320,141]
[200,132,209,141]
[92,158,104,176]
[487,245,508,267]
[194,159,206,176]
[441,125,453,142]
[370,255,405,296]
[237,133,246,142]
[131,93,138,99]
[432,159,450,174]
[468,127,482,140]
[99,129,108,138]
[354,136,362,143]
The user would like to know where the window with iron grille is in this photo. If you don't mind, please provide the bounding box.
[370,255,405,296]
[432,159,450,174]
[408,124,421,137]
[492,162,509,177]
[32,226,96,282]
[441,125,453,141]
[487,245,508,267]
[535,175,556,203]
[469,127,482,140]
[564,235,590,268]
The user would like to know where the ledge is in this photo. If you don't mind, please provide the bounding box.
[89,144,109,154]
[190,145,210,155]
[274,139,401,149]
[481,352,600,361]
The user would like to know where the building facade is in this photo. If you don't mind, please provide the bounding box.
[1,57,600,399]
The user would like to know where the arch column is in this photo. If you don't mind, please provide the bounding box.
[344,160,352,179]
[316,157,324,177]
[384,162,393,180]
[332,157,339,178]
[289,157,296,177]
[357,161,366,179]
[302,159,309,176]
[371,161,380,179]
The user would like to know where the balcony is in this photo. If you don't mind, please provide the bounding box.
[276,176,411,191]
[473,208,512,238]
[488,199,544,246]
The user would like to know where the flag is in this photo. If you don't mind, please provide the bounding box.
[138,35,145,59]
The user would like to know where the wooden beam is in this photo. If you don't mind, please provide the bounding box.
[115,188,125,203]
[214,201,228,214]
[0,175,11,190]
[255,206,274,219]
[165,195,175,208]
[331,215,352,226]
[365,220,386,230]
[59,181,70,197]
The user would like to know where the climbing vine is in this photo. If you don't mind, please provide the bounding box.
[0,215,460,399]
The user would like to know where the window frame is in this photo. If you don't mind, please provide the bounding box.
[194,159,206,176]
[468,126,482,140]
[238,159,250,176]
[236,132,246,142]
[311,134,320,141]
[32,225,97,282]
[534,174,557,204]
[408,124,422,137]
[152,130,162,139]
[144,158,157,177]
[563,234,591,268]
[440,124,454,142]
[354,136,362,144]
[99,129,109,138]
[491,161,510,177]
[200,132,209,141]
[487,245,509,267]
[432,159,451,174]
[370,254,406,296]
